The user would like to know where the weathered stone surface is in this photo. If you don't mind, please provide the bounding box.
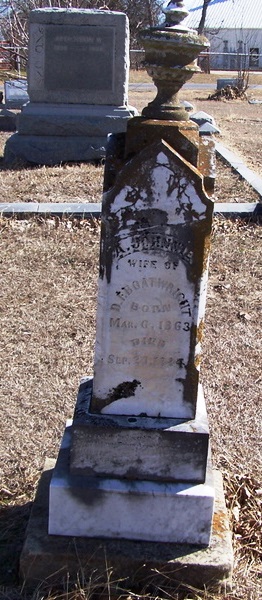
[91,140,213,418]
[125,117,199,167]
[70,378,209,482]
[28,9,129,106]
[4,9,137,165]
[50,424,214,544]
[17,104,137,137]
[20,459,233,592]
[139,3,209,121]
[4,133,109,165]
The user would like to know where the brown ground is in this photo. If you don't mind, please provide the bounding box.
[0,218,261,600]
[0,72,261,600]
[0,71,261,205]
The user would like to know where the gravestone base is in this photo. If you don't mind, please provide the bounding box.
[4,104,137,165]
[71,378,209,483]
[49,423,214,545]
[17,103,137,136]
[0,108,17,132]
[20,459,233,593]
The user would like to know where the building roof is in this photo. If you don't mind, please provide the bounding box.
[183,0,262,30]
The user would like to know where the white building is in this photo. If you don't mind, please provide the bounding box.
[184,0,262,71]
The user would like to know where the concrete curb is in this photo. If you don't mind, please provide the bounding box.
[216,142,262,198]
[0,143,261,220]
[0,201,102,218]
[0,201,261,219]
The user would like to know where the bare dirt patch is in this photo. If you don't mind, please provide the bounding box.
[0,217,261,600]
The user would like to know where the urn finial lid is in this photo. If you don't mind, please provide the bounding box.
[163,1,189,27]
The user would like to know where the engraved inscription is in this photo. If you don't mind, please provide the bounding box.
[31,24,45,87]
[92,141,213,417]
[104,271,192,378]
[131,232,193,264]
[115,229,194,268]
[107,354,187,368]
[110,278,192,316]
[45,25,114,91]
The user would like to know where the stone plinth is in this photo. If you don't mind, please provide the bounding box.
[50,423,214,544]
[20,458,233,593]
[17,104,133,137]
[70,378,209,483]
[4,9,137,165]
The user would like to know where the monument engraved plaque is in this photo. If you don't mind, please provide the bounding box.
[45,25,114,91]
[4,8,136,164]
[92,140,213,419]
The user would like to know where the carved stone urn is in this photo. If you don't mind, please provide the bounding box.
[139,1,209,121]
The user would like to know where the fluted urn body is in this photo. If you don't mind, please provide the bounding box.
[139,1,209,120]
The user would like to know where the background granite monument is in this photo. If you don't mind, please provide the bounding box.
[4,8,137,165]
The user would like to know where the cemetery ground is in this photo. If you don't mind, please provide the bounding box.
[0,73,261,600]
[0,71,262,202]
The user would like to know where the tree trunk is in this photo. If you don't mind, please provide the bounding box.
[198,0,211,35]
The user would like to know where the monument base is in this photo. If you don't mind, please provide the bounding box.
[49,424,214,545]
[20,459,233,593]
[71,378,209,483]
[4,104,138,165]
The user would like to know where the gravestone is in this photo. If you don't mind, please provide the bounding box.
[91,142,212,420]
[4,79,29,109]
[4,8,137,165]
[20,2,233,592]
[49,137,214,544]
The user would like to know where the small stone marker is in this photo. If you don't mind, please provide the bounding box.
[190,111,215,126]
[217,78,240,90]
[4,79,29,109]
[4,8,137,165]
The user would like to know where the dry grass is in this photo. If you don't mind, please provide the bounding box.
[0,70,261,206]
[129,69,262,86]
[0,70,261,600]
[0,141,104,203]
[0,216,261,600]
[128,75,262,177]
[202,219,262,600]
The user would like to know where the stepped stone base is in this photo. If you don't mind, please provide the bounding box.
[49,424,214,545]
[4,104,137,165]
[20,459,233,593]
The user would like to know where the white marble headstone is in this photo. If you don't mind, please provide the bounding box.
[92,140,213,419]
